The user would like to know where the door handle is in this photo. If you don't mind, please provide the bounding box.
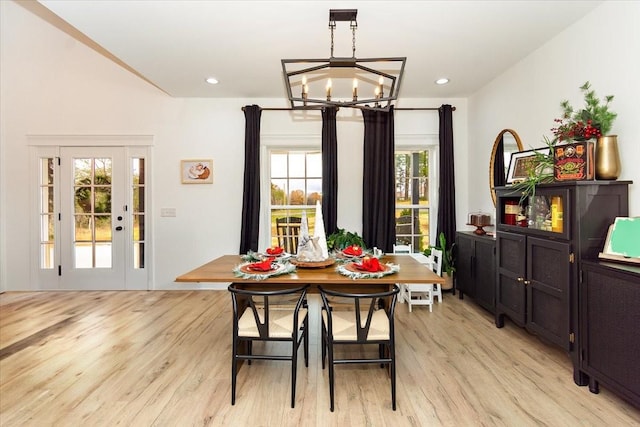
[115,226,123,231]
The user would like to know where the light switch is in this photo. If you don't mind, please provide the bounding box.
[161,207,176,217]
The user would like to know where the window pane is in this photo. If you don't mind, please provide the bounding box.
[307,179,322,204]
[94,158,112,185]
[75,215,93,242]
[74,243,92,268]
[133,214,145,241]
[75,187,92,213]
[95,215,112,241]
[41,243,54,269]
[95,243,112,268]
[271,153,287,178]
[74,158,92,185]
[395,149,431,252]
[133,158,145,185]
[132,187,145,212]
[307,152,322,177]
[40,214,54,241]
[289,179,305,205]
[134,242,145,269]
[271,179,287,205]
[289,153,306,177]
[94,187,112,213]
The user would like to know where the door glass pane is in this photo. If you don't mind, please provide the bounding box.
[73,157,113,269]
[39,158,55,269]
[395,150,430,252]
[132,157,145,269]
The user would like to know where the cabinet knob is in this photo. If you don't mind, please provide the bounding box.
[517,277,524,282]
[524,280,531,285]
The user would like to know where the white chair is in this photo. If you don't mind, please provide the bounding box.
[398,248,443,312]
[429,249,444,304]
[393,244,412,304]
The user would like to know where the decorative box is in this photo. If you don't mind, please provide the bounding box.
[553,141,595,181]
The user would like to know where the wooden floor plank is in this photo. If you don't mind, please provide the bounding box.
[1,290,639,426]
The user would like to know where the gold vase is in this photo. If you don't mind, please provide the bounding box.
[595,135,621,180]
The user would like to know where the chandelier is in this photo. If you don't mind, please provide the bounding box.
[281,9,406,111]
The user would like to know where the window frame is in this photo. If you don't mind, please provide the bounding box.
[394,136,439,252]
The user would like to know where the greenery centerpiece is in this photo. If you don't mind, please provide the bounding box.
[513,81,617,201]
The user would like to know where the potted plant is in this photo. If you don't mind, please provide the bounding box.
[552,81,616,142]
[423,232,456,289]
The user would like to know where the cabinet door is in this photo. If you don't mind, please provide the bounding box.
[526,237,571,350]
[475,238,496,311]
[581,264,640,406]
[455,233,475,297]
[496,231,526,326]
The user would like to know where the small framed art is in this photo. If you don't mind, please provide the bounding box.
[506,148,550,184]
[181,159,213,184]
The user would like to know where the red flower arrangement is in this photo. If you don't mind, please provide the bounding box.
[551,118,601,142]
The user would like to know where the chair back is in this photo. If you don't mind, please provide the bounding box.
[430,248,443,276]
[319,285,400,342]
[276,217,302,253]
[228,284,308,339]
[393,244,412,254]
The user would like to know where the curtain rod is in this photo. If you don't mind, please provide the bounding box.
[241,106,456,112]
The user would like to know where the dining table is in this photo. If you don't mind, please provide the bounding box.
[174,254,445,292]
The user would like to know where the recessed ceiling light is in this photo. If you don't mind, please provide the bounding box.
[435,78,449,85]
[205,77,219,85]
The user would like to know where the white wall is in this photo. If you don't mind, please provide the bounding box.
[0,1,468,291]
[468,0,640,224]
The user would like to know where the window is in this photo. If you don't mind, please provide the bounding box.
[269,150,322,248]
[39,157,56,269]
[132,158,145,268]
[395,148,433,252]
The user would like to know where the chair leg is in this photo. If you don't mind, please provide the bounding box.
[303,315,309,367]
[390,342,397,411]
[321,323,327,369]
[408,289,413,312]
[247,341,252,365]
[328,341,335,412]
[231,337,238,405]
[291,339,298,408]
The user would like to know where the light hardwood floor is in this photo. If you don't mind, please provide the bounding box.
[1,290,639,426]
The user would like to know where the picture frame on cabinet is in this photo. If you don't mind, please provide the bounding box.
[506,148,551,184]
[181,159,213,184]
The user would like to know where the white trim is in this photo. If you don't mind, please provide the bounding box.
[27,135,154,146]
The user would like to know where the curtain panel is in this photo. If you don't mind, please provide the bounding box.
[361,106,396,253]
[239,105,262,254]
[436,104,456,251]
[321,107,338,236]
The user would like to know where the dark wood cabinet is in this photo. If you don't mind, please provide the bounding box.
[455,231,496,313]
[495,181,630,385]
[580,260,640,408]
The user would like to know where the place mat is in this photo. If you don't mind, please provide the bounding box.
[336,262,400,279]
[290,258,336,268]
[233,262,296,281]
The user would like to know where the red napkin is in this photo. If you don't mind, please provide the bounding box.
[343,245,363,256]
[354,257,384,272]
[248,258,275,271]
[266,246,284,255]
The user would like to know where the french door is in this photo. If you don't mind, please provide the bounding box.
[34,145,148,290]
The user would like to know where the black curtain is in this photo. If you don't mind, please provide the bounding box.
[361,106,396,252]
[436,104,456,250]
[239,105,261,254]
[493,134,506,187]
[321,107,338,236]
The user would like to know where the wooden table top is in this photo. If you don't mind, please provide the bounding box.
[175,254,444,285]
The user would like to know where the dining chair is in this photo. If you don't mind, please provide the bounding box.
[318,285,400,411]
[276,217,302,253]
[393,244,412,304]
[228,284,309,408]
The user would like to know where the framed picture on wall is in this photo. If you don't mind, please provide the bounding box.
[506,148,550,184]
[181,159,213,184]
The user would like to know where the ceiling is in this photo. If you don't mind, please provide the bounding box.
[30,0,602,101]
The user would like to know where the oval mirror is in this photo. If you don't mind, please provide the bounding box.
[489,129,524,206]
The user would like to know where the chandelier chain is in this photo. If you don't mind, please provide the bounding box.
[351,21,357,58]
[329,20,335,58]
